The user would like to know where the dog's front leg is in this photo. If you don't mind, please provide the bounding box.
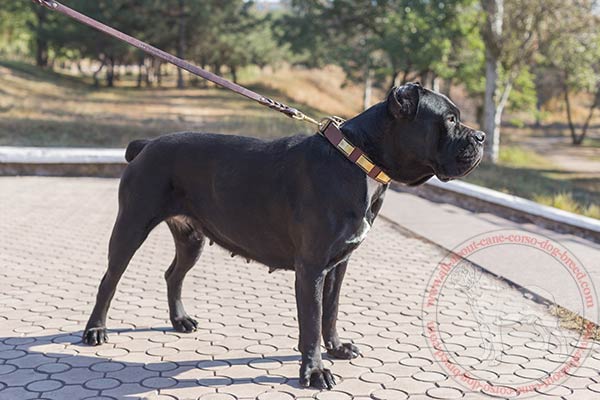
[295,266,336,390]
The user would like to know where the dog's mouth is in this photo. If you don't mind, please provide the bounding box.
[436,144,483,182]
[406,174,435,186]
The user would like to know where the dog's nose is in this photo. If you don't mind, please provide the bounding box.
[472,131,486,143]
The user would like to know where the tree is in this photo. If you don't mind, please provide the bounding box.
[0,1,63,66]
[379,0,473,90]
[539,1,600,145]
[48,0,146,86]
[278,0,337,68]
[0,2,31,57]
[281,0,385,109]
[437,1,485,98]
[247,14,290,70]
[145,0,204,88]
[480,0,561,162]
[282,1,477,110]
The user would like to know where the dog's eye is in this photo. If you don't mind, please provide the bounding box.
[447,116,456,124]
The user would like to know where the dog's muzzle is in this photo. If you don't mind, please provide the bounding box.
[436,130,485,182]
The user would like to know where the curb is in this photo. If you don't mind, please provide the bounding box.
[0,146,125,163]
[0,146,126,177]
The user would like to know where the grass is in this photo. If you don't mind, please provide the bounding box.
[551,305,600,341]
[534,193,600,219]
[462,146,599,219]
[585,137,600,149]
[496,145,554,168]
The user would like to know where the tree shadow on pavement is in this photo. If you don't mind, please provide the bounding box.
[0,331,310,399]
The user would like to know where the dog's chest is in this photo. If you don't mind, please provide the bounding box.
[345,177,383,245]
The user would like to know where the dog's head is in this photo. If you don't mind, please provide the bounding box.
[382,82,484,185]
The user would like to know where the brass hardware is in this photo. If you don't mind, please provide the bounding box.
[318,116,346,132]
[356,155,374,173]
[291,110,321,126]
[376,171,391,184]
[337,139,355,156]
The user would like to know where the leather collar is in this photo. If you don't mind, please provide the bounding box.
[319,119,391,185]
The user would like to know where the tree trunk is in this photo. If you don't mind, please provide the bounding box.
[176,0,186,89]
[483,51,500,163]
[419,71,430,88]
[431,74,440,92]
[34,8,49,67]
[363,66,373,110]
[564,80,600,146]
[93,57,106,88]
[534,89,544,128]
[105,56,115,87]
[145,58,154,87]
[389,69,399,91]
[564,88,583,145]
[401,69,410,85]
[481,0,504,163]
[562,74,579,145]
[231,66,238,84]
[441,78,453,97]
[137,57,144,88]
[157,62,162,87]
[578,87,600,145]
[495,78,513,146]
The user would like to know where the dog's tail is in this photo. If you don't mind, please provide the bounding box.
[125,139,150,162]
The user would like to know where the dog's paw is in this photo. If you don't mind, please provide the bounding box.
[299,362,336,390]
[327,343,361,359]
[82,326,108,346]
[171,316,198,333]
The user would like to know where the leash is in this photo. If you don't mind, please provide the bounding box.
[32,0,391,185]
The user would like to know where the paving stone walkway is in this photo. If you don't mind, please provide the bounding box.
[1,177,600,400]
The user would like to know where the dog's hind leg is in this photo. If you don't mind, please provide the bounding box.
[83,209,161,345]
[83,168,168,346]
[322,261,360,360]
[165,216,205,333]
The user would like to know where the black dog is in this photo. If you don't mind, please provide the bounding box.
[83,83,484,389]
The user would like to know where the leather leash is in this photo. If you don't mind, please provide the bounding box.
[32,0,391,185]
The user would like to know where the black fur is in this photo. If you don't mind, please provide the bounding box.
[124,139,150,162]
[83,84,484,389]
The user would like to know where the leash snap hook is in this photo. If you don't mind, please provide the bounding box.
[290,109,307,121]
[289,109,321,127]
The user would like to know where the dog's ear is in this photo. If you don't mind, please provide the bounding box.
[387,83,421,120]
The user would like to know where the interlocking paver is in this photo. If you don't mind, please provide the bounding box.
[53,367,104,385]
[0,386,37,400]
[2,176,600,399]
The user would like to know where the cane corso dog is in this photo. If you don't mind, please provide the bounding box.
[83,83,484,389]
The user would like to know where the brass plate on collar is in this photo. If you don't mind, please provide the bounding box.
[356,155,374,173]
[376,171,391,184]
[338,139,355,156]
